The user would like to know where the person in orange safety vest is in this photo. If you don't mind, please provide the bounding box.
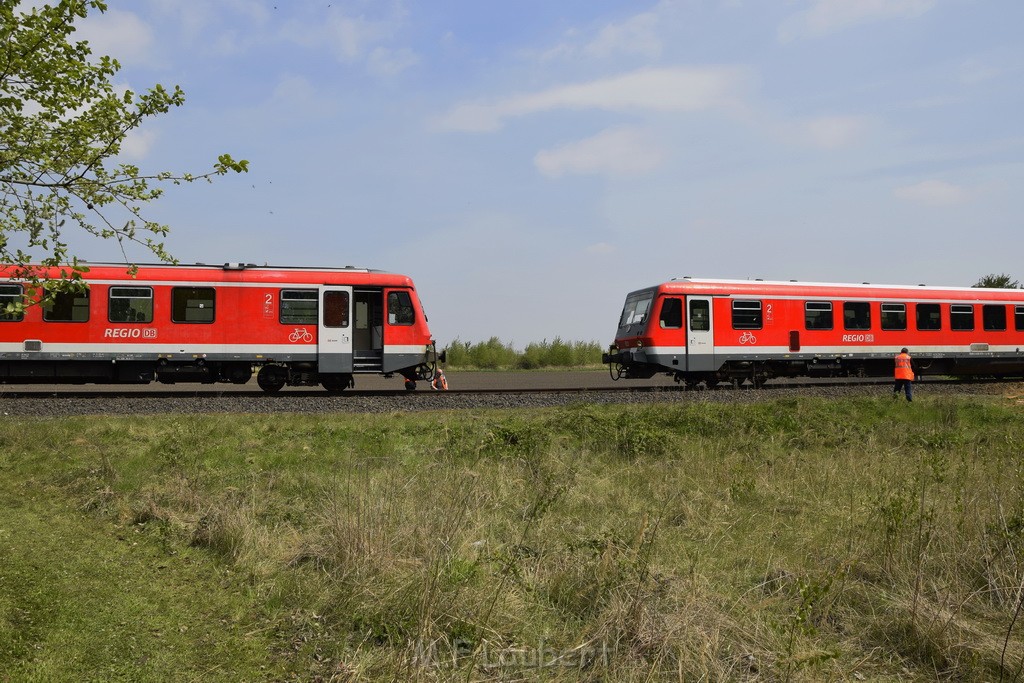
[893,347,916,402]
[431,368,448,391]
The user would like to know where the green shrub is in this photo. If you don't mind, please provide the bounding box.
[444,336,602,370]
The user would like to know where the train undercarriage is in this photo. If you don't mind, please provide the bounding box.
[0,346,445,394]
[607,353,1024,389]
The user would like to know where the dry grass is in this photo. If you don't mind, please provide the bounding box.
[2,395,1023,680]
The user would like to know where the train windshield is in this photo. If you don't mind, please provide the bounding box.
[618,291,653,328]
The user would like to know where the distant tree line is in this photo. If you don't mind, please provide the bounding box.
[444,337,604,370]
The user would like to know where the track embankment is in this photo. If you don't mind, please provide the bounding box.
[1,371,1020,417]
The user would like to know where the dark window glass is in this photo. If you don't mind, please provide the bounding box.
[280,289,317,325]
[950,304,974,331]
[804,301,833,330]
[1017,306,1024,332]
[843,302,871,330]
[323,290,349,328]
[983,304,1006,331]
[916,303,941,331]
[387,291,415,326]
[689,299,709,332]
[881,303,907,331]
[619,293,653,327]
[732,300,762,330]
[172,287,215,323]
[109,286,153,323]
[659,297,682,329]
[0,284,25,322]
[43,289,90,322]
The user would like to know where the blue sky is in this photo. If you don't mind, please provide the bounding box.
[69,0,1024,346]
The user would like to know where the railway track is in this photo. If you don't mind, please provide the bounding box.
[0,375,987,400]
[0,373,1018,418]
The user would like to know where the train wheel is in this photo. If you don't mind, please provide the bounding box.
[321,373,352,394]
[257,366,286,394]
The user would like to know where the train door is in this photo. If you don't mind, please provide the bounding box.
[352,289,384,372]
[686,296,715,371]
[318,286,353,373]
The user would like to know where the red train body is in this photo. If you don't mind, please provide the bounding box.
[0,263,442,392]
[603,278,1024,387]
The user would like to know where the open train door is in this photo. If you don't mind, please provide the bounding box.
[318,285,354,373]
[686,296,715,372]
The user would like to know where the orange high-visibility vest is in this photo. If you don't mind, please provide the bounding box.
[894,353,914,380]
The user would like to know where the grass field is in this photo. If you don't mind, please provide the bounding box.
[2,394,1023,681]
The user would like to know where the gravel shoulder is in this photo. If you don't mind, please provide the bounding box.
[1,372,1019,418]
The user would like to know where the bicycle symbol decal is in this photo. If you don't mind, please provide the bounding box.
[288,327,313,343]
[738,331,757,345]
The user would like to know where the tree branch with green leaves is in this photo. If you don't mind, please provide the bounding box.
[1,0,248,310]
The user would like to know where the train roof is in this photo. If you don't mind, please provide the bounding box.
[1,262,416,286]
[632,277,1024,301]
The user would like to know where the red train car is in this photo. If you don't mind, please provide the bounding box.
[603,278,1024,387]
[0,262,443,393]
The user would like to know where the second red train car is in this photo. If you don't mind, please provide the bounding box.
[604,277,1024,387]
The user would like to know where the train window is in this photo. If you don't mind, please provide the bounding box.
[323,290,349,328]
[983,304,1007,331]
[42,289,90,322]
[1017,306,1024,331]
[659,297,682,329]
[619,293,653,327]
[881,303,907,331]
[689,299,710,331]
[0,284,25,322]
[387,291,415,325]
[804,301,833,330]
[109,286,153,323]
[171,287,215,323]
[732,300,762,330]
[950,304,974,331]
[280,289,317,325]
[916,303,941,330]
[843,302,871,330]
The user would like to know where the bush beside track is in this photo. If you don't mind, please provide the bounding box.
[443,337,604,370]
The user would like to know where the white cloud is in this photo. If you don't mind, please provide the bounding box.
[893,180,971,206]
[77,9,154,64]
[778,0,936,42]
[439,66,748,132]
[119,129,156,161]
[534,127,665,178]
[367,47,420,77]
[800,115,871,149]
[274,7,417,76]
[958,58,1001,85]
[582,11,663,59]
[267,74,339,118]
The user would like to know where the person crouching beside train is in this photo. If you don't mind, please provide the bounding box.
[431,369,448,391]
[893,347,916,402]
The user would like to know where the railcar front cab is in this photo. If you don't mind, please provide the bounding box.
[603,285,719,385]
[604,288,654,378]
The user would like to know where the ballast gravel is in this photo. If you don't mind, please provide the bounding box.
[0,381,1016,418]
